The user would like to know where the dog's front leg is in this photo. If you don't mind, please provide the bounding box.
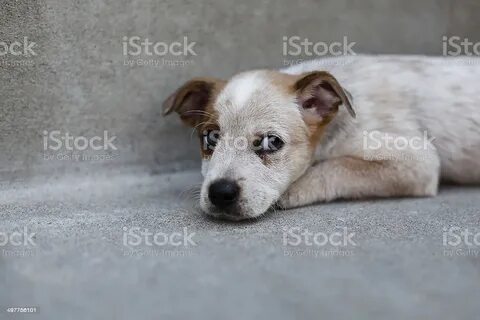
[278,155,440,209]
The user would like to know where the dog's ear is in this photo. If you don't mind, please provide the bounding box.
[163,78,224,127]
[294,71,356,122]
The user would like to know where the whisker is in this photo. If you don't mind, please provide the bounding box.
[176,184,202,203]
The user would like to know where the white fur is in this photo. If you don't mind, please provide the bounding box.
[218,72,266,111]
[197,55,480,219]
[201,75,307,219]
[283,55,480,183]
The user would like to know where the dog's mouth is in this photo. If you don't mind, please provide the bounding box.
[213,213,251,221]
[202,199,279,221]
[203,206,254,221]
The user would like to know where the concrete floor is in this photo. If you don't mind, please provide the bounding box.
[1,169,479,320]
[2,1,480,319]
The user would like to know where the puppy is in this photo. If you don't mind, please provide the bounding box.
[164,55,480,221]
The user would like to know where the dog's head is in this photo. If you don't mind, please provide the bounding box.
[164,70,355,220]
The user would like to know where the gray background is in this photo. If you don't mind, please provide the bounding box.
[1,1,480,319]
[1,0,479,179]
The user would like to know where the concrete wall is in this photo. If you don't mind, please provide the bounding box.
[1,0,479,180]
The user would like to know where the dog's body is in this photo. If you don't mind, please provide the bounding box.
[164,55,480,220]
[279,55,480,207]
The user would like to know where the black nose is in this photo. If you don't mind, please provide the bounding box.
[208,179,240,208]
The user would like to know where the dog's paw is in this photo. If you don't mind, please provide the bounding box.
[277,184,305,209]
[277,168,327,209]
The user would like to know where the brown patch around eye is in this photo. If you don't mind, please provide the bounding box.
[163,77,225,159]
[197,93,220,159]
[260,153,270,166]
[199,123,220,158]
[196,83,224,159]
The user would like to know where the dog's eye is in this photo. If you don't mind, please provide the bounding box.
[253,135,285,155]
[203,130,219,150]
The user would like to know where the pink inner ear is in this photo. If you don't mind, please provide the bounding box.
[295,71,355,119]
[302,98,317,110]
[317,82,341,106]
[302,97,334,118]
[300,83,340,118]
